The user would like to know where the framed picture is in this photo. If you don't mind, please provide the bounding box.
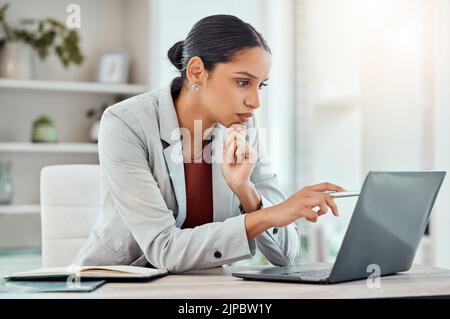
[97,51,129,84]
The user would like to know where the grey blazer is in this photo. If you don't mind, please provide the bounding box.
[73,79,301,273]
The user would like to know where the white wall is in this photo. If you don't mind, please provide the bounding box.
[263,0,297,195]
[296,0,363,187]
[432,0,450,269]
[295,0,363,261]
[361,0,425,173]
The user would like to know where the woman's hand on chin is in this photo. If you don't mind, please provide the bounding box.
[221,124,257,193]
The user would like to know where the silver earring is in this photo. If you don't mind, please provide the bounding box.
[191,83,200,92]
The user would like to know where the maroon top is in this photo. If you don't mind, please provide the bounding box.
[181,158,213,229]
[172,83,214,229]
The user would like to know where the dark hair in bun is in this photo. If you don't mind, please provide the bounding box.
[167,14,270,94]
[167,40,184,71]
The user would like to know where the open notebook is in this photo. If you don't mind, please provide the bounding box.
[4,265,168,281]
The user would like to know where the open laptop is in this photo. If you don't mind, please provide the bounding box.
[232,171,446,284]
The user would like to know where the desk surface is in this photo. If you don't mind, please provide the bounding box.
[3,264,450,299]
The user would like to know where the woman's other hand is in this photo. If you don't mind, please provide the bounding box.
[270,182,345,227]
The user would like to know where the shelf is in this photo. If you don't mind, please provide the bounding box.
[0,204,40,215]
[0,143,98,154]
[0,78,149,95]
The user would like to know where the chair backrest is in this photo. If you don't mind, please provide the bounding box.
[40,164,101,267]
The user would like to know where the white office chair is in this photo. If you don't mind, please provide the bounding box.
[40,164,101,267]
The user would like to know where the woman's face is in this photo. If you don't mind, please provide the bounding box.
[199,47,271,128]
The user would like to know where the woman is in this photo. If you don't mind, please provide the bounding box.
[74,15,343,273]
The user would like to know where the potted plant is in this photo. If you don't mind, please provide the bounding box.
[0,3,84,79]
[31,115,58,143]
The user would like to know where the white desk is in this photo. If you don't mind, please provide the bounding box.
[2,264,450,299]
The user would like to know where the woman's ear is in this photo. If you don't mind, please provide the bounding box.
[186,56,208,86]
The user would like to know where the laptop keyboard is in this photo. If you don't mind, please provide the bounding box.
[280,264,333,277]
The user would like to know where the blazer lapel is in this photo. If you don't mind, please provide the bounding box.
[163,142,186,227]
[159,85,186,227]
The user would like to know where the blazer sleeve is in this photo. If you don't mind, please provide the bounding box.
[247,124,302,266]
[98,109,257,273]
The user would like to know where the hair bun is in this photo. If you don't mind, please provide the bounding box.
[167,41,184,70]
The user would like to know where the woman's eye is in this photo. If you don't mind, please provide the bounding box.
[237,80,268,89]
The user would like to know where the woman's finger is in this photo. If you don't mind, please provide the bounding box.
[245,145,258,164]
[309,182,344,193]
[226,136,237,163]
[304,194,335,217]
[324,194,339,216]
[229,130,246,143]
[317,199,328,216]
[302,196,320,208]
[229,124,246,135]
[305,210,318,222]
[235,143,246,163]
[225,131,245,151]
[228,130,251,164]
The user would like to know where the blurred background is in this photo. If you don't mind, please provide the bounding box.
[1,0,450,275]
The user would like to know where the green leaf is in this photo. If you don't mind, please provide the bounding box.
[1,7,84,68]
[33,116,53,126]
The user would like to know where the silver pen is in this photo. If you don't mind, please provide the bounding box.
[324,190,360,198]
